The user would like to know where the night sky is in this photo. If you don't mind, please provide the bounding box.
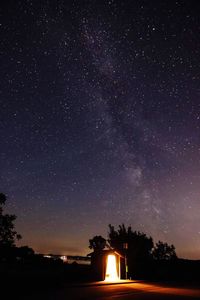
[1,0,200,259]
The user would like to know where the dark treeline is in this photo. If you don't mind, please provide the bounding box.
[1,192,200,296]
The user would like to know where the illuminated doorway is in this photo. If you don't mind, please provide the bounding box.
[104,254,120,281]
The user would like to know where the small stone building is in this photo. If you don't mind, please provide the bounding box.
[88,249,124,281]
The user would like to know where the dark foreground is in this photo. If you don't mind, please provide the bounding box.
[2,260,200,299]
[11,281,200,300]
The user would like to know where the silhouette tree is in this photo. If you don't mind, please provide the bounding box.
[17,246,35,258]
[108,224,154,260]
[107,224,154,278]
[89,235,106,252]
[152,240,177,261]
[0,193,21,248]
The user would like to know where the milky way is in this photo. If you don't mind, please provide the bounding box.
[1,1,200,258]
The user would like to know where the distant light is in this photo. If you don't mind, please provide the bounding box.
[60,255,67,262]
[44,255,51,258]
[105,254,120,281]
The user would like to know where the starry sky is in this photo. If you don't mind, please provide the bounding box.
[1,0,200,259]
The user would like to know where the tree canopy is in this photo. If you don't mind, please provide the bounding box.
[89,223,177,262]
[152,241,177,261]
[89,235,106,252]
[108,224,154,260]
[0,193,21,248]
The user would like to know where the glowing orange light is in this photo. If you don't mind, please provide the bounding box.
[105,254,120,281]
